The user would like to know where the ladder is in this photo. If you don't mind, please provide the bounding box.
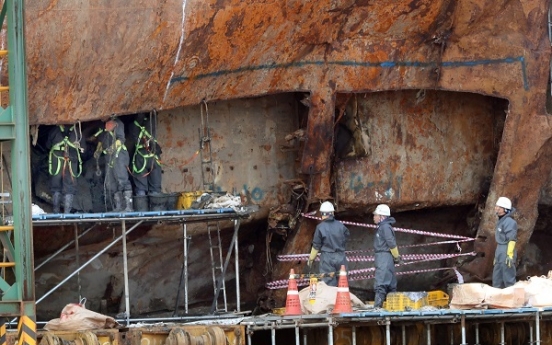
[199,100,215,192]
[207,221,227,312]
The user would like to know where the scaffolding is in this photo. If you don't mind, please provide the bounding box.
[242,308,552,345]
[31,208,250,326]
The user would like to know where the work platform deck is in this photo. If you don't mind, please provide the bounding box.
[31,207,250,225]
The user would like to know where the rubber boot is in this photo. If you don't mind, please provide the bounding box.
[124,191,133,212]
[374,293,386,309]
[64,194,74,214]
[53,192,61,213]
[113,191,123,212]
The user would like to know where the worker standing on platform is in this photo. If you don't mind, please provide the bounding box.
[46,124,84,213]
[373,204,403,308]
[306,201,350,286]
[94,117,133,212]
[493,196,518,288]
[129,111,162,196]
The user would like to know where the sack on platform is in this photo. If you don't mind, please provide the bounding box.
[44,303,120,331]
[298,281,366,314]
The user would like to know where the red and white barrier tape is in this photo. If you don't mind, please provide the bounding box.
[301,212,474,241]
[266,266,460,290]
[278,252,471,262]
[266,252,475,289]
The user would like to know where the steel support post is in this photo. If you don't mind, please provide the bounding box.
[74,224,81,301]
[475,323,480,345]
[461,314,467,345]
[234,219,240,312]
[536,310,541,345]
[352,326,356,345]
[122,220,130,325]
[5,0,35,320]
[500,322,505,345]
[386,319,391,345]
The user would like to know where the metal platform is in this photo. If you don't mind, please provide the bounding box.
[242,307,552,345]
[31,207,250,225]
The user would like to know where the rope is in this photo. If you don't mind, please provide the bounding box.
[265,251,476,289]
[277,239,473,262]
[266,266,461,290]
[278,251,475,263]
[302,212,474,241]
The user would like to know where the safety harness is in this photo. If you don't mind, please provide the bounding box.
[48,125,83,178]
[131,120,161,175]
[93,126,127,168]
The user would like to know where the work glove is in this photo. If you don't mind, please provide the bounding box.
[306,260,313,274]
[115,139,122,148]
[393,255,405,265]
[506,240,516,268]
[94,142,102,159]
[505,256,514,268]
[306,247,318,274]
[390,247,404,265]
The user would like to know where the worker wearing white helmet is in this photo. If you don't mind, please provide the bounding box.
[492,196,518,288]
[307,201,350,286]
[372,204,403,308]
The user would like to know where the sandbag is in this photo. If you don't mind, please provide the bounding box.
[450,283,524,309]
[523,275,552,307]
[44,303,120,331]
[449,283,487,309]
[298,281,366,314]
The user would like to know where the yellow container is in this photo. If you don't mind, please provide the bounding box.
[272,307,286,315]
[385,292,428,311]
[177,191,203,210]
[427,290,449,308]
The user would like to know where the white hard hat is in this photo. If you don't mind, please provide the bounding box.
[496,197,512,210]
[319,201,335,213]
[373,204,391,216]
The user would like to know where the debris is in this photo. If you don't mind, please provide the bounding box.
[32,203,46,215]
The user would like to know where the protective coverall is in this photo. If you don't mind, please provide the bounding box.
[129,112,162,196]
[373,216,398,308]
[492,209,517,288]
[94,118,133,211]
[311,216,350,286]
[45,125,84,213]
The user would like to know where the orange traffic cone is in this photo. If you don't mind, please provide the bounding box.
[284,269,302,315]
[333,265,353,313]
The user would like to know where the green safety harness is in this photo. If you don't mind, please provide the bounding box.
[48,125,83,178]
[93,127,127,168]
[132,120,161,175]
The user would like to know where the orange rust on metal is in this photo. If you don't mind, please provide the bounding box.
[22,0,552,282]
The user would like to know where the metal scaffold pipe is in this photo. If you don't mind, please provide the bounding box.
[36,220,144,304]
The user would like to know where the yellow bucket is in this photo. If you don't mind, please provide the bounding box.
[178,191,203,210]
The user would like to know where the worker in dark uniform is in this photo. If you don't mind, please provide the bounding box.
[306,201,350,286]
[45,124,84,213]
[93,118,133,212]
[373,204,403,308]
[492,196,518,288]
[129,111,162,196]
